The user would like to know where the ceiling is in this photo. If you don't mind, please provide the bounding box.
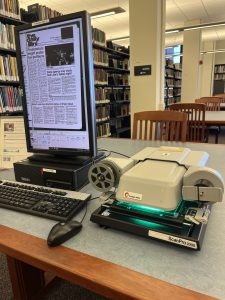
[19,0,225,46]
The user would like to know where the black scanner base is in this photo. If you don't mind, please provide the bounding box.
[91,199,211,251]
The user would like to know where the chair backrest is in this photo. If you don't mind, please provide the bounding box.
[215,93,225,103]
[132,110,187,142]
[195,97,222,111]
[169,103,206,142]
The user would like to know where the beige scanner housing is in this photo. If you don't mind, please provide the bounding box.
[116,159,186,210]
[115,147,224,210]
[89,146,224,211]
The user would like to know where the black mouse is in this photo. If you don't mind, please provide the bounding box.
[47,220,82,247]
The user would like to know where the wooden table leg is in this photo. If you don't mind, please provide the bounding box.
[7,256,45,300]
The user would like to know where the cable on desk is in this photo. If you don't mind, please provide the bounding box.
[98,148,131,158]
[79,196,100,224]
[79,201,88,224]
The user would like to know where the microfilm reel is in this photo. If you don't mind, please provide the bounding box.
[88,162,117,192]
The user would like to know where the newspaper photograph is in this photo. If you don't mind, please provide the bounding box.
[45,43,74,66]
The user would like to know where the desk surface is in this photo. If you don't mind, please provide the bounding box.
[205,111,225,125]
[1,138,225,299]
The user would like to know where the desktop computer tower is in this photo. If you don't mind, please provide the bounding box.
[14,158,95,191]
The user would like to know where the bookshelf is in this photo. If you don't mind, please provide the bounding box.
[214,64,225,80]
[164,59,182,107]
[213,64,225,95]
[93,28,130,138]
[0,1,28,168]
[0,2,24,115]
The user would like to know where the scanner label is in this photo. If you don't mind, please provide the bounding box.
[42,168,56,173]
[124,191,142,201]
[148,231,197,249]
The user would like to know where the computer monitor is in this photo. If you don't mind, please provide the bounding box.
[15,11,97,159]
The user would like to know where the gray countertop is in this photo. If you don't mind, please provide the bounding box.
[1,138,225,299]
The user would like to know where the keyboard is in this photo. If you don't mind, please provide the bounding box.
[0,180,91,222]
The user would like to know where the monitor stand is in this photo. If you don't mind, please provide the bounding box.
[28,152,105,166]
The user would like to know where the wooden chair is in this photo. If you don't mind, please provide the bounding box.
[195,98,221,143]
[215,93,225,103]
[132,110,187,142]
[195,97,222,111]
[169,103,206,143]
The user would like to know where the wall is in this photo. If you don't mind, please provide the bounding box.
[215,40,225,64]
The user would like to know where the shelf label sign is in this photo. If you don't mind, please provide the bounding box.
[134,65,151,76]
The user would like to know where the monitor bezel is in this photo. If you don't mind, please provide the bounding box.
[15,11,97,158]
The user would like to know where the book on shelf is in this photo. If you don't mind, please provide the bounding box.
[214,74,225,80]
[108,57,129,70]
[94,69,108,84]
[0,22,16,50]
[105,89,130,101]
[174,63,182,70]
[214,65,225,74]
[0,55,18,81]
[106,41,130,54]
[27,3,62,21]
[112,102,130,117]
[95,87,111,103]
[92,27,106,46]
[96,105,110,121]
[93,48,108,66]
[97,122,110,137]
[108,74,130,85]
[0,86,22,113]
[0,0,21,20]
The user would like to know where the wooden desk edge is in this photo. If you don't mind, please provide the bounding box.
[0,225,216,300]
[205,120,225,125]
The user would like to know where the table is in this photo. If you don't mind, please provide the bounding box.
[205,111,225,125]
[220,103,225,110]
[1,138,225,300]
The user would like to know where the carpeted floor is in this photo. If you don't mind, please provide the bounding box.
[0,253,13,300]
[0,253,107,300]
[41,278,107,300]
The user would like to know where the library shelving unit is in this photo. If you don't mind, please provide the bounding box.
[93,29,130,138]
[164,59,182,108]
[213,64,225,95]
[0,2,29,168]
[0,12,24,114]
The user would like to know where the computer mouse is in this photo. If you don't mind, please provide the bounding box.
[47,220,82,247]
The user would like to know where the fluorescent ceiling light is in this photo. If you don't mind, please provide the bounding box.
[91,11,115,19]
[165,21,225,33]
[110,36,130,42]
[165,30,179,34]
[184,23,225,31]
[91,7,125,20]
[201,49,225,54]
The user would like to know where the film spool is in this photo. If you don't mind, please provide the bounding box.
[88,161,119,192]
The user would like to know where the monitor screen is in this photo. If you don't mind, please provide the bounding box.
[15,11,96,157]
